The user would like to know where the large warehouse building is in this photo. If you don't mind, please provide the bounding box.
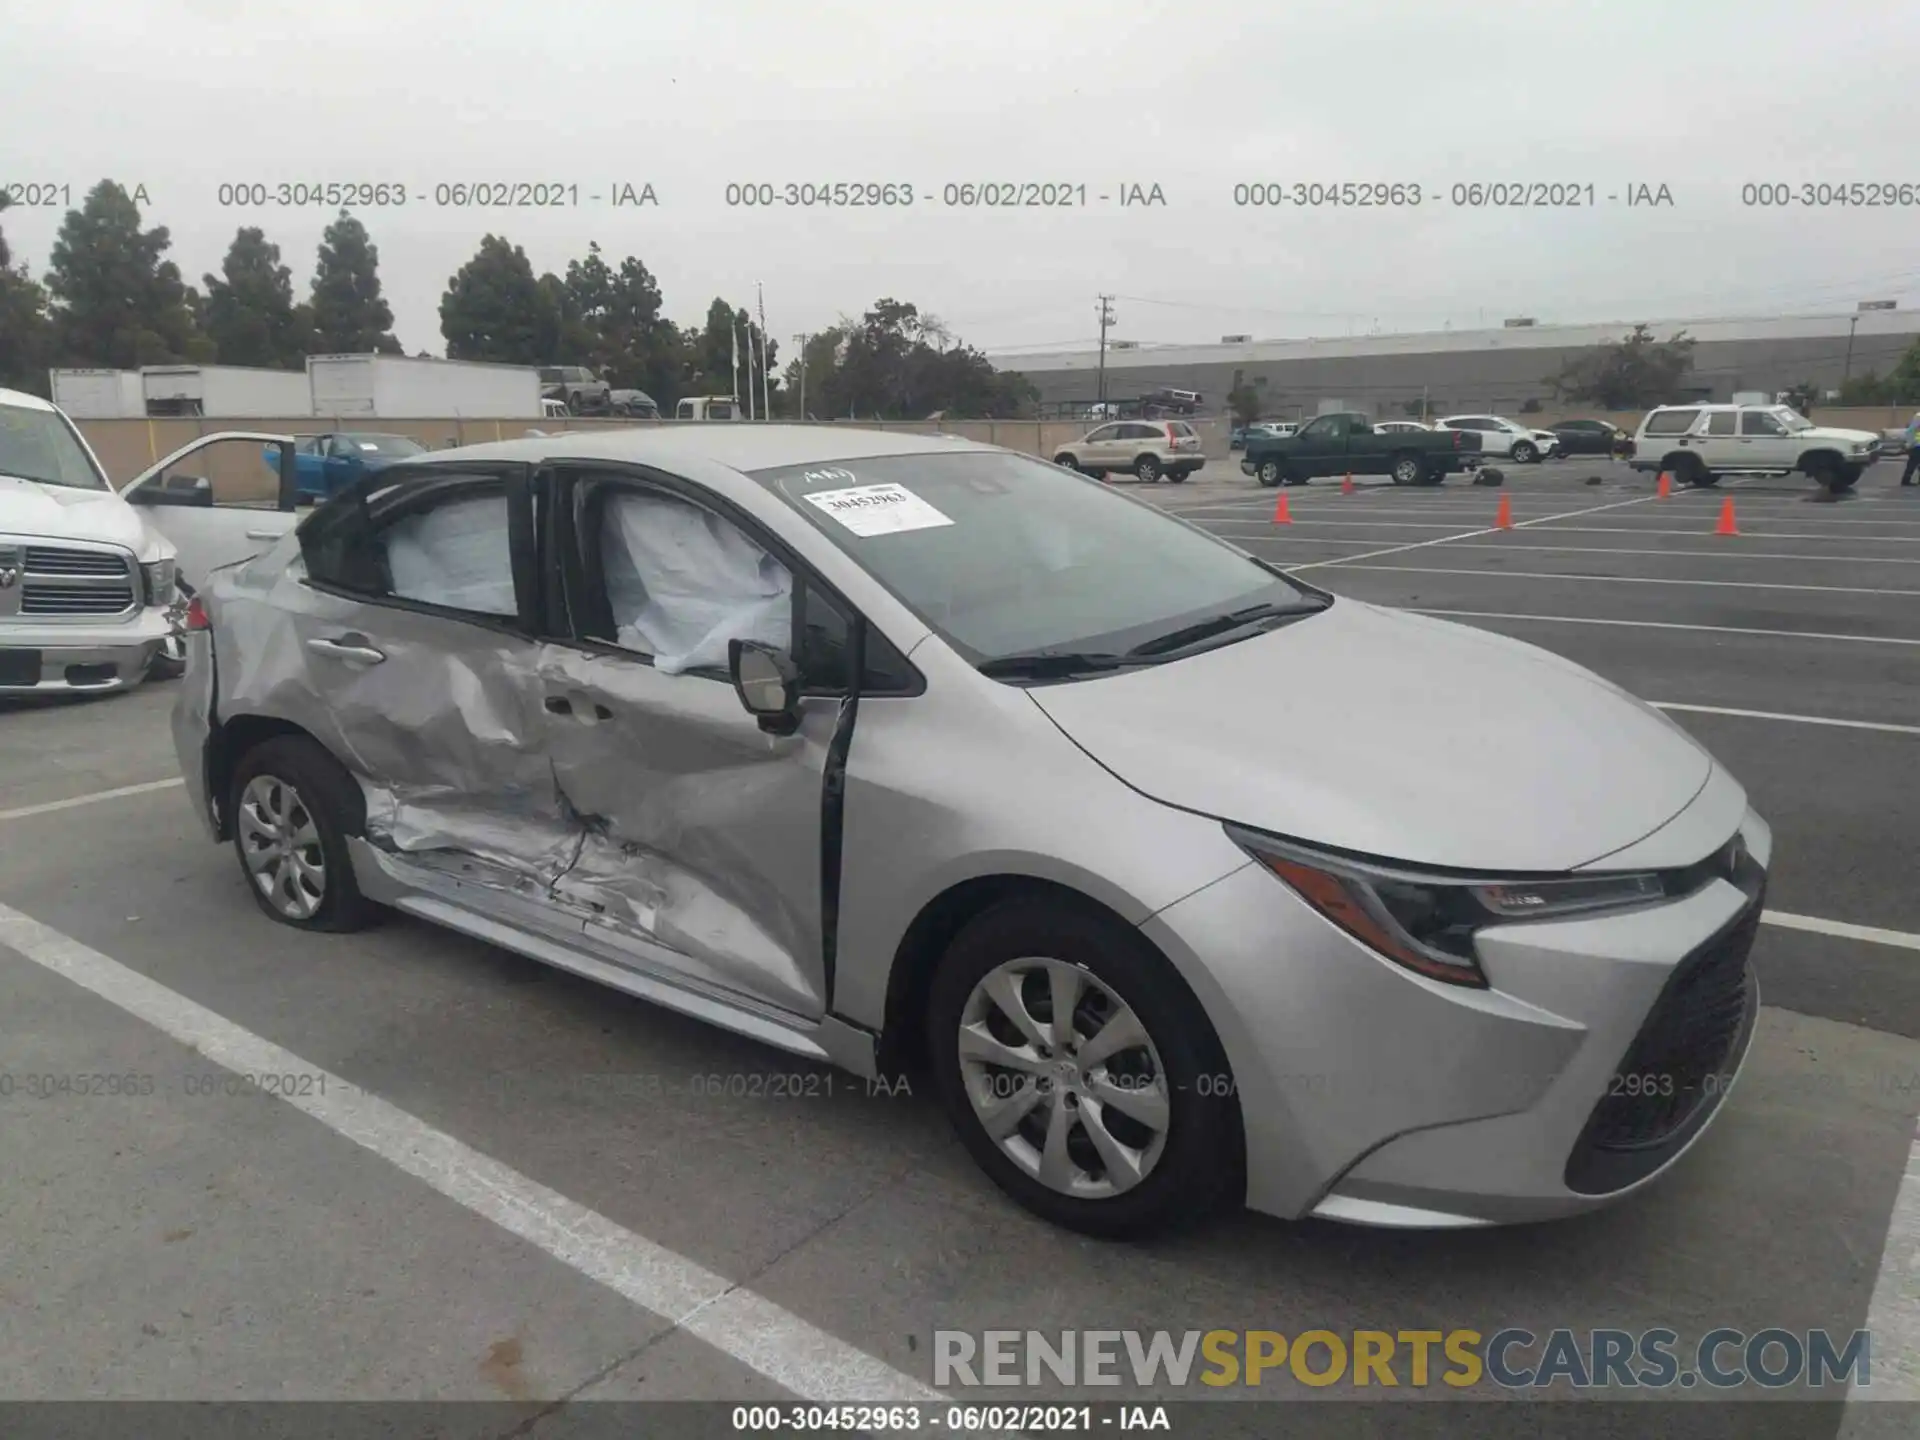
[989,310,1920,421]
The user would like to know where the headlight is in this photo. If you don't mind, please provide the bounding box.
[1227,827,1666,988]
[141,558,178,606]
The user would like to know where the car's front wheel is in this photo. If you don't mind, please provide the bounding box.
[1053,453,1082,472]
[148,578,193,681]
[231,736,378,933]
[928,898,1241,1239]
[1511,441,1539,464]
[1255,459,1284,487]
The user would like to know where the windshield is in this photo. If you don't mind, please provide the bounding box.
[339,434,426,457]
[752,450,1322,666]
[0,402,110,491]
[1769,407,1813,432]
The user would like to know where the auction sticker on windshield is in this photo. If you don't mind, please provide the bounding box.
[802,482,955,537]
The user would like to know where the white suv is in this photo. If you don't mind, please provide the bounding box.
[1628,403,1882,492]
[1435,415,1551,463]
[0,386,302,696]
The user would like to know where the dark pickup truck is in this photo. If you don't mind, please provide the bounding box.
[1241,411,1482,487]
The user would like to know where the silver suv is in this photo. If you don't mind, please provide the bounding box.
[1053,419,1205,483]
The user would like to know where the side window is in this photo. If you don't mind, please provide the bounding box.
[794,578,918,695]
[1741,410,1787,436]
[302,475,521,620]
[1704,412,1738,436]
[589,486,793,675]
[1084,424,1118,442]
[1643,409,1700,436]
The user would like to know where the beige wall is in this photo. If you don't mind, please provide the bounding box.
[77,407,1914,502]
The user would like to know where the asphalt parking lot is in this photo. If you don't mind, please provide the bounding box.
[1,454,1917,1437]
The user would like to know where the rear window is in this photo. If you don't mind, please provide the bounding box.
[1169,422,1195,437]
[1643,409,1701,436]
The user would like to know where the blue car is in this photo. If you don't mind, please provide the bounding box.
[264,431,429,501]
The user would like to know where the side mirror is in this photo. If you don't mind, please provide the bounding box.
[728,639,802,736]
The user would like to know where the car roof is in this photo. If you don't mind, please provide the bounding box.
[0,387,58,413]
[398,423,1000,472]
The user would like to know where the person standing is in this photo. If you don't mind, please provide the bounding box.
[1903,409,1920,486]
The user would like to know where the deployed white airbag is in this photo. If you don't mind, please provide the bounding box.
[383,493,518,615]
[602,491,792,673]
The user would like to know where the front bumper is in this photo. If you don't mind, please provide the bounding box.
[1142,806,1771,1228]
[0,610,170,695]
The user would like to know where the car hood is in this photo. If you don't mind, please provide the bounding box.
[1025,600,1715,872]
[1803,426,1882,445]
[0,475,164,559]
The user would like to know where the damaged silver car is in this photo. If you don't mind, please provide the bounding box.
[173,426,1769,1239]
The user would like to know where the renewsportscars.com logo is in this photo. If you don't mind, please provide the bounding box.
[934,1328,1872,1391]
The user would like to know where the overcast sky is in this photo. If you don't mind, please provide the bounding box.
[4,0,1917,360]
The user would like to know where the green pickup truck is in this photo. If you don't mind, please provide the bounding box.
[1241,411,1483,487]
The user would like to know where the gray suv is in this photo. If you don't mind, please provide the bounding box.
[539,366,611,415]
[171,426,1770,1239]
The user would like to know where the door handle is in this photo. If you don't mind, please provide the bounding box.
[305,636,385,665]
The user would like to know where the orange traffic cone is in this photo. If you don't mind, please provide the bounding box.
[1341,472,1355,494]
[1272,492,1292,524]
[1495,494,1513,529]
[1656,471,1672,498]
[1715,498,1738,536]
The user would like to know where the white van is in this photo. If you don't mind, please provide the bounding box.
[676,395,741,421]
[0,386,301,695]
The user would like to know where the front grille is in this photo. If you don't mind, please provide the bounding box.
[21,581,138,615]
[24,545,128,576]
[1564,892,1763,1195]
[2,539,139,620]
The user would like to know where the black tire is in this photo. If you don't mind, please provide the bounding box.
[1805,458,1852,492]
[1167,469,1189,484]
[1511,441,1538,465]
[1133,453,1163,483]
[566,394,582,416]
[1669,454,1713,488]
[927,898,1241,1240]
[229,735,377,933]
[148,577,193,682]
[1053,453,1081,472]
[1254,458,1284,488]
[1389,453,1426,486]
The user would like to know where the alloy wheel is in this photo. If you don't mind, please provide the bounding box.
[237,774,327,920]
[956,956,1171,1199]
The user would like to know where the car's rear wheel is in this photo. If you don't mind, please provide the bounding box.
[1389,454,1426,486]
[1511,441,1539,465]
[928,898,1241,1239]
[1255,459,1284,487]
[148,578,193,681]
[1134,454,1162,483]
[230,736,377,933]
[1670,454,1714,487]
[1167,469,1189,484]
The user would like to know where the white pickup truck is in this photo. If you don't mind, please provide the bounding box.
[0,386,303,696]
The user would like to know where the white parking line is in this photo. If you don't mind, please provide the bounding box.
[0,778,185,823]
[1290,493,1666,571]
[1233,537,1920,564]
[1408,609,1920,646]
[1524,525,1920,543]
[1336,565,1920,597]
[0,900,944,1407]
[1841,1125,1920,1412]
[1761,911,1920,953]
[1653,704,1920,737]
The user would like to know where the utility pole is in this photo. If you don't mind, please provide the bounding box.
[793,333,809,419]
[757,283,771,421]
[1842,313,1860,388]
[1096,295,1116,410]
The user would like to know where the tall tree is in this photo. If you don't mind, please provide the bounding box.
[687,297,777,401]
[0,192,54,394]
[439,234,550,363]
[203,227,311,368]
[310,210,401,354]
[43,180,212,367]
[1546,324,1695,409]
